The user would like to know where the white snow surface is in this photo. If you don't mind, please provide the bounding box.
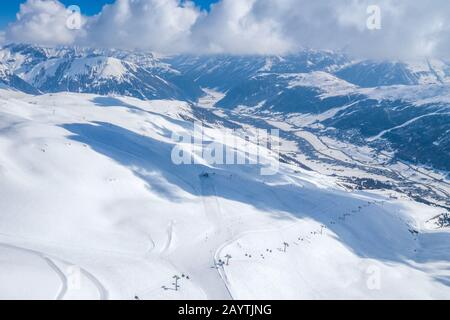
[24,57,132,86]
[359,84,450,106]
[0,89,449,300]
[282,71,357,94]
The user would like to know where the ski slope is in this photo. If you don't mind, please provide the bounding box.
[0,88,449,299]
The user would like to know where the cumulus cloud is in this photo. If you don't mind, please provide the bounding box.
[3,0,450,59]
[83,0,199,52]
[189,0,292,55]
[5,0,85,46]
[317,0,450,59]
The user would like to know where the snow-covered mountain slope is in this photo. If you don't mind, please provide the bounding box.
[0,44,203,101]
[335,59,450,87]
[225,71,357,106]
[168,53,450,92]
[0,44,172,75]
[0,43,55,75]
[0,88,449,299]
[21,55,189,100]
[0,62,39,95]
[358,83,450,105]
[216,71,357,111]
[166,51,350,92]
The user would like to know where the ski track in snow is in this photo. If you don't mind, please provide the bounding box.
[0,242,108,300]
[0,243,68,300]
[161,220,175,255]
[78,267,109,300]
[44,257,68,300]
[198,174,234,299]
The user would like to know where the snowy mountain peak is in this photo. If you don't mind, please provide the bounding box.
[0,43,201,101]
[59,56,130,80]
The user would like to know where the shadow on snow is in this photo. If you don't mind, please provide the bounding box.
[61,120,450,288]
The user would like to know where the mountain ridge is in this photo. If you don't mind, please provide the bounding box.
[1,43,449,173]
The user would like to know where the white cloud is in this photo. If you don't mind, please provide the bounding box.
[83,0,199,52]
[199,0,450,59]
[189,0,292,55]
[5,0,85,46]
[3,0,450,59]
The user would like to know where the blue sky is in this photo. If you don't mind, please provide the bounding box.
[0,0,219,29]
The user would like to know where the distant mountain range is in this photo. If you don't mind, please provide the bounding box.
[0,43,449,173]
